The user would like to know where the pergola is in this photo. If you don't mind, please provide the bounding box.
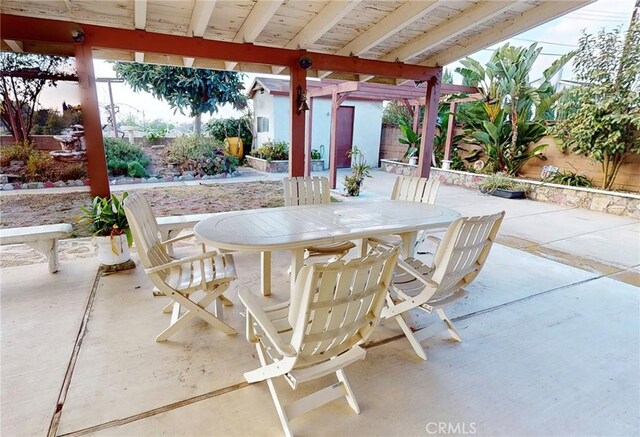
[0,0,593,196]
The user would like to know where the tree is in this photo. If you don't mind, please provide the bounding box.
[113,63,247,135]
[552,10,640,190]
[0,53,75,142]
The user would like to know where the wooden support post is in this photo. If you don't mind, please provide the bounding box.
[412,104,420,134]
[417,71,442,178]
[75,44,110,198]
[443,101,457,170]
[305,97,313,176]
[329,91,339,189]
[289,66,306,177]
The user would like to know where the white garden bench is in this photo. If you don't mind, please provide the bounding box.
[156,213,216,254]
[0,223,72,273]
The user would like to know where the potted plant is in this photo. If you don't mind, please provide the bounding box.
[399,119,421,165]
[479,173,527,199]
[79,192,133,265]
[344,146,371,196]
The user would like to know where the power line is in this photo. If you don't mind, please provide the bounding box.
[512,37,578,48]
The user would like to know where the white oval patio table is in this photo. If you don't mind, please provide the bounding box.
[194,200,460,296]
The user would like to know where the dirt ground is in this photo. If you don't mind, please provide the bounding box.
[0,181,284,238]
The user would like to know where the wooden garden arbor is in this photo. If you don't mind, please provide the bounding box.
[0,1,592,196]
[305,80,479,188]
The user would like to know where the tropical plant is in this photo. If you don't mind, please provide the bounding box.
[113,63,247,135]
[344,146,371,196]
[455,42,573,175]
[79,192,133,250]
[104,138,151,177]
[144,126,167,143]
[398,119,421,160]
[0,53,76,142]
[551,14,640,190]
[382,100,412,127]
[547,170,593,188]
[250,140,289,162]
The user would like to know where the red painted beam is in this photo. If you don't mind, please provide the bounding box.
[75,44,110,198]
[443,102,458,168]
[1,14,440,81]
[289,66,306,177]
[417,71,442,178]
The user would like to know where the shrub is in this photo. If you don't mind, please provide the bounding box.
[204,117,252,149]
[0,141,36,167]
[24,152,87,182]
[547,170,592,188]
[479,173,527,194]
[104,138,150,177]
[249,140,289,162]
[164,135,237,176]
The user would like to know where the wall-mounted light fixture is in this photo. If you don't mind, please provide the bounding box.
[71,29,85,43]
[296,85,309,115]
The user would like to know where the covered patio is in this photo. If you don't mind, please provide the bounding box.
[2,172,639,436]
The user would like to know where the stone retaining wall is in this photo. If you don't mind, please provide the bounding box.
[246,155,325,173]
[380,159,640,218]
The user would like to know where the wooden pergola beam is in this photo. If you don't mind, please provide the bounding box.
[417,75,442,178]
[0,14,441,81]
[134,0,147,30]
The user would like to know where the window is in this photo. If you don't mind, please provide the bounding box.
[257,117,269,133]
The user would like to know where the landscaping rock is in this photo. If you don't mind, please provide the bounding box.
[74,179,84,186]
[25,182,39,189]
[2,183,14,190]
[147,177,158,183]
[590,196,610,211]
[53,181,66,187]
[36,182,45,189]
[44,181,55,188]
[9,160,24,167]
[165,176,174,182]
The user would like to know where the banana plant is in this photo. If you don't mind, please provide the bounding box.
[398,119,421,160]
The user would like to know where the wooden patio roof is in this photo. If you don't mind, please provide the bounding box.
[1,0,592,83]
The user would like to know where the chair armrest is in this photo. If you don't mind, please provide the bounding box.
[426,235,442,245]
[238,289,296,358]
[161,232,196,246]
[396,258,437,287]
[145,250,220,275]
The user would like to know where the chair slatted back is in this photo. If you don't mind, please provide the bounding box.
[287,248,399,365]
[430,212,505,301]
[283,176,330,206]
[123,192,171,272]
[391,176,440,204]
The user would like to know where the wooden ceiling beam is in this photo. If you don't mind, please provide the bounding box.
[227,0,284,71]
[134,0,147,30]
[422,0,595,66]
[134,52,144,63]
[273,0,360,74]
[0,14,441,81]
[381,0,523,64]
[187,0,217,37]
[318,0,443,79]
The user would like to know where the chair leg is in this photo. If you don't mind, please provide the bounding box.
[162,301,174,313]
[395,315,428,361]
[436,308,462,342]
[336,369,360,414]
[219,294,234,306]
[255,344,294,437]
[156,287,237,341]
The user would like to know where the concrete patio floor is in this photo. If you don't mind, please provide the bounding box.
[1,170,639,436]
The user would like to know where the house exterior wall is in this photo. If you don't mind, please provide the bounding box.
[252,92,274,147]
[258,95,383,169]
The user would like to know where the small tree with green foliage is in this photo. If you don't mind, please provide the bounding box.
[552,16,640,190]
[113,63,247,135]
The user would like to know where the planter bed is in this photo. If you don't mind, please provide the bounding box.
[246,155,325,173]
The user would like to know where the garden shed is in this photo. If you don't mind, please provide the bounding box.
[248,77,384,171]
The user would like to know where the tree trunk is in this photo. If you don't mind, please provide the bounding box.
[194,113,202,137]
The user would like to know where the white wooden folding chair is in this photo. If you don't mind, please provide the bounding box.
[367,175,440,255]
[373,211,505,360]
[283,176,356,260]
[239,247,399,437]
[123,192,238,342]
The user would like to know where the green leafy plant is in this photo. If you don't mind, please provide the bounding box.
[311,145,325,160]
[144,126,167,143]
[249,140,289,162]
[344,146,371,196]
[164,135,236,176]
[79,192,133,252]
[551,19,640,190]
[204,116,253,149]
[398,119,421,160]
[0,141,36,167]
[104,138,151,178]
[479,173,527,194]
[547,170,593,187]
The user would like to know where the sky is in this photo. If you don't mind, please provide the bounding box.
[38,0,636,128]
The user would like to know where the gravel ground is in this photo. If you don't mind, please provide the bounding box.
[0,181,284,238]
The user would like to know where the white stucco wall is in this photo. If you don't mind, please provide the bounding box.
[252,92,274,147]
[252,94,383,168]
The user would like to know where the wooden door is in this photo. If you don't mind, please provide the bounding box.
[336,106,355,168]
